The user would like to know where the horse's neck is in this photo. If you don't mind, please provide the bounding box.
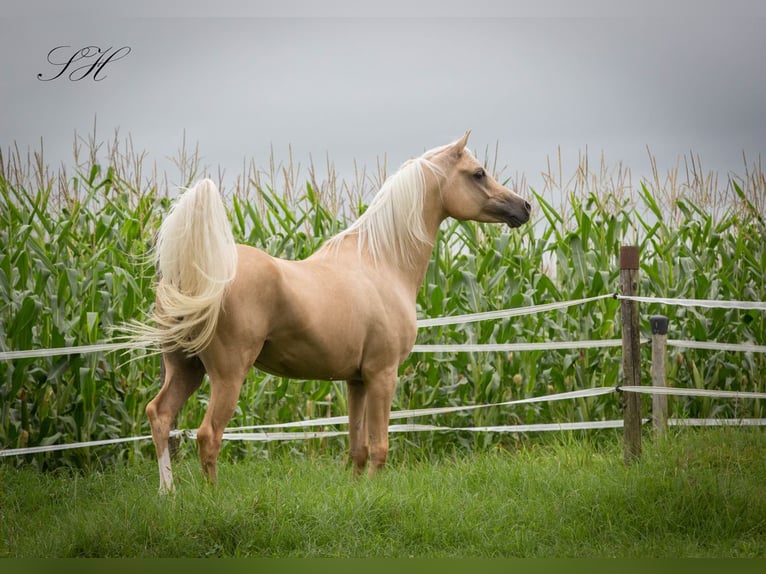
[323,230,437,299]
[393,190,445,299]
[315,186,445,300]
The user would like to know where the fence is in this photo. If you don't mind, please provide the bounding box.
[2,245,766,462]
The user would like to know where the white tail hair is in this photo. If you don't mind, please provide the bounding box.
[139,178,238,355]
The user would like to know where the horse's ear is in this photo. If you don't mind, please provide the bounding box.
[452,130,471,157]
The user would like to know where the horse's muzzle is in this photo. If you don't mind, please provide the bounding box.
[490,198,531,228]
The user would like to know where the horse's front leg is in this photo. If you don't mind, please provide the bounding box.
[346,379,368,476]
[363,367,398,476]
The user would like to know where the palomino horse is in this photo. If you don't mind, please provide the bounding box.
[142,132,531,492]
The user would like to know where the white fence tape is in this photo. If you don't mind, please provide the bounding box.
[383,386,614,420]
[220,420,630,441]
[0,387,613,456]
[6,416,766,455]
[219,430,347,442]
[618,385,766,400]
[6,335,764,363]
[3,383,765,457]
[3,293,764,361]
[222,419,766,441]
[2,292,765,457]
[668,418,766,427]
[224,387,617,432]
[416,294,613,328]
[414,339,766,355]
[0,435,152,457]
[412,339,625,354]
[0,341,149,361]
[616,294,766,311]
[667,339,766,354]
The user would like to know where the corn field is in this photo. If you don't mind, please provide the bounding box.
[1,135,765,469]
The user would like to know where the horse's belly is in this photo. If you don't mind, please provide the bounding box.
[254,339,363,381]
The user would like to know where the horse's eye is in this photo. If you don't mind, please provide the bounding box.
[473,168,486,180]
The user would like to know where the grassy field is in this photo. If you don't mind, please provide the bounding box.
[2,427,765,558]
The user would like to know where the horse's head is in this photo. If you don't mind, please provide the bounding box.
[429,131,531,228]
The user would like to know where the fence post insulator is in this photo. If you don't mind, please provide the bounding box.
[650,315,669,336]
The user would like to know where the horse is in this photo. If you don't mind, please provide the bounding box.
[141,131,531,492]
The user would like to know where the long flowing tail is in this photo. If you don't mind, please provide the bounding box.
[139,178,238,355]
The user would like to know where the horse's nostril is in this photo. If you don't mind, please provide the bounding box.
[524,201,532,213]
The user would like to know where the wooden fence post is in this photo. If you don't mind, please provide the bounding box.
[620,245,642,464]
[650,315,669,435]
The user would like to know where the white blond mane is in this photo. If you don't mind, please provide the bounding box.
[324,149,445,267]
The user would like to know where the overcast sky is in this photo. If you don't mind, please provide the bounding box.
[1,0,765,194]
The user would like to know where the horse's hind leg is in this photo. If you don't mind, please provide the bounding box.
[146,352,205,493]
[196,345,257,484]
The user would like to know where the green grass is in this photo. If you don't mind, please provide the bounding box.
[2,428,765,557]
